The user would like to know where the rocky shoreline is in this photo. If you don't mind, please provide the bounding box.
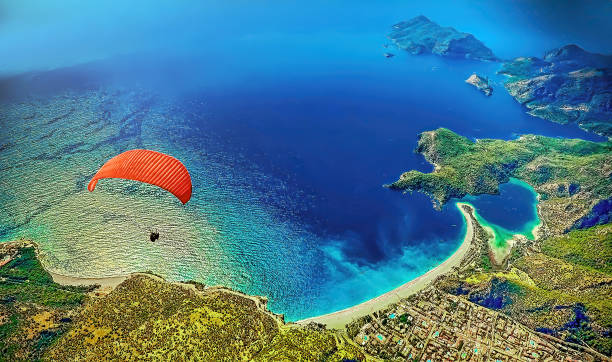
[0,239,364,360]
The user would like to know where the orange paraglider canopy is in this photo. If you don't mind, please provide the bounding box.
[88,149,192,204]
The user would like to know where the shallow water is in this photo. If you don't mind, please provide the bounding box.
[0,1,609,320]
[462,178,541,239]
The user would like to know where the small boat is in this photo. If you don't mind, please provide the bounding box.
[384,53,395,58]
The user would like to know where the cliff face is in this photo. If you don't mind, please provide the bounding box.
[500,45,612,137]
[388,15,498,61]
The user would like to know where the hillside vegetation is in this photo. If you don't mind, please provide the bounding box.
[0,242,364,361]
[389,128,612,234]
[46,275,363,361]
[0,243,92,361]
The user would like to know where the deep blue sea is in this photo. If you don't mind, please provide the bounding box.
[0,0,609,320]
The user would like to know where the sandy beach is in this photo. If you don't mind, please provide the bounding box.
[295,202,475,329]
[48,271,129,295]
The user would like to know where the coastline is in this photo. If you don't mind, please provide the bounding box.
[466,188,542,265]
[4,202,477,330]
[294,202,475,329]
[23,242,286,323]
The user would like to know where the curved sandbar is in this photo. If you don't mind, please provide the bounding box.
[295,202,475,329]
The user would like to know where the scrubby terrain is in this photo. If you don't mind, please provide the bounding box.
[0,242,92,361]
[0,242,364,361]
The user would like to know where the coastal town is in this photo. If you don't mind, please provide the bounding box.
[349,287,603,361]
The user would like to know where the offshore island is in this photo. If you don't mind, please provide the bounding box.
[465,74,493,96]
[388,15,498,61]
[500,44,612,138]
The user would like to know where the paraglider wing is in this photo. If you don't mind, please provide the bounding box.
[88,149,192,204]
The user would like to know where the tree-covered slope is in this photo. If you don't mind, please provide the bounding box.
[389,128,612,233]
[442,223,612,356]
[46,275,364,361]
[0,243,92,361]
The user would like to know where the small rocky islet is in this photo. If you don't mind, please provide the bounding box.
[465,73,493,96]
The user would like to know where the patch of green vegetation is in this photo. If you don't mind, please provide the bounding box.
[480,254,492,271]
[256,328,363,361]
[398,313,410,324]
[0,247,89,307]
[591,336,612,358]
[514,254,609,292]
[0,244,90,361]
[494,240,610,355]
[462,268,611,354]
[0,314,21,361]
[389,128,611,207]
[0,248,54,284]
[346,314,372,339]
[540,223,612,275]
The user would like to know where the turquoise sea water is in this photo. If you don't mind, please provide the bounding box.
[462,178,541,244]
[0,1,609,320]
[459,179,541,262]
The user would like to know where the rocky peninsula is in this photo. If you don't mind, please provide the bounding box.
[388,128,612,233]
[388,15,498,61]
[500,44,612,137]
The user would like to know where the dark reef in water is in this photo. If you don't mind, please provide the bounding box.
[388,15,498,61]
[500,44,612,137]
